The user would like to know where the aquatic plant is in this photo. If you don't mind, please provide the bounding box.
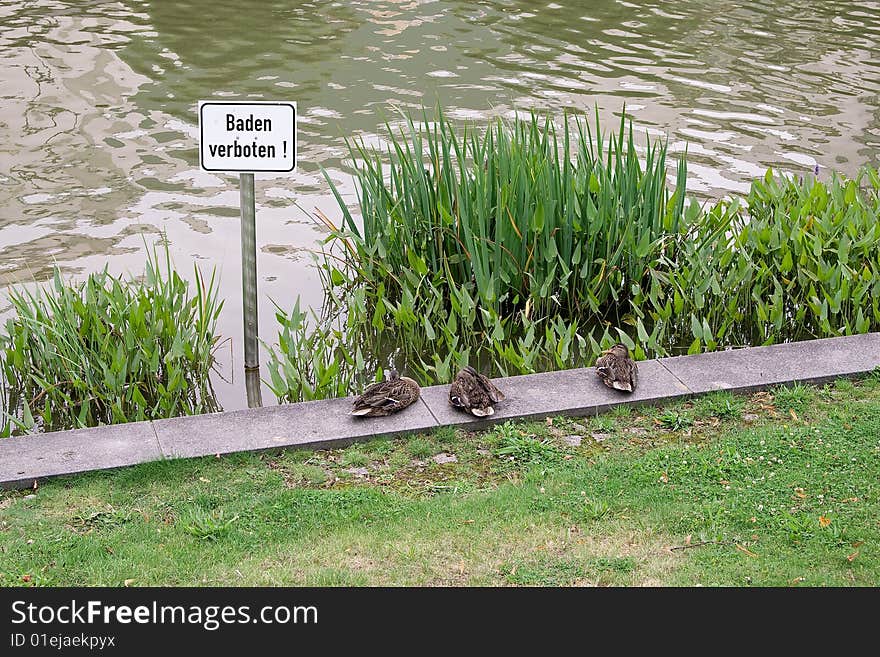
[326,107,687,318]
[1,242,223,435]
[642,166,880,354]
[266,106,880,403]
[264,297,378,402]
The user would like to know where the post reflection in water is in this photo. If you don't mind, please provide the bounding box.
[245,367,263,410]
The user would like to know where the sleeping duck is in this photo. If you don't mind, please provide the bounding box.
[448,365,506,416]
[595,344,638,393]
[351,369,421,417]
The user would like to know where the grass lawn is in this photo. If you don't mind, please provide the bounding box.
[1,375,878,587]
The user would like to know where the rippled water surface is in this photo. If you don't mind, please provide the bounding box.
[1,0,879,409]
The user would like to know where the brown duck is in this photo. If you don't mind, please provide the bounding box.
[448,365,505,417]
[595,344,638,393]
[350,369,421,417]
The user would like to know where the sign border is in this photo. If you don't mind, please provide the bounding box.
[198,100,297,173]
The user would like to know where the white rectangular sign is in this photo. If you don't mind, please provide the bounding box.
[199,100,296,173]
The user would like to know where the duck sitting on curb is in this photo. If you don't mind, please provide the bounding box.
[595,344,638,393]
[350,369,421,417]
[448,365,506,416]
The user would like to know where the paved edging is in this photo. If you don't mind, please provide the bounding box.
[1,333,878,489]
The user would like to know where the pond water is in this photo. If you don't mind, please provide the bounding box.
[1,0,879,410]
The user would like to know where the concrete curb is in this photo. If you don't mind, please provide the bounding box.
[1,333,878,489]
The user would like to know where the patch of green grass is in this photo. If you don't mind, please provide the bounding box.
[779,512,816,545]
[592,556,636,573]
[406,437,436,459]
[588,415,616,433]
[492,422,561,465]
[434,426,458,444]
[833,378,855,394]
[360,438,394,458]
[182,508,239,541]
[583,498,612,522]
[70,506,135,533]
[503,555,636,586]
[772,382,815,414]
[656,410,693,432]
[503,558,590,586]
[693,391,744,420]
[291,464,328,486]
[339,449,370,468]
[607,405,633,420]
[305,568,371,586]
[281,449,313,464]
[2,379,877,586]
[385,450,413,470]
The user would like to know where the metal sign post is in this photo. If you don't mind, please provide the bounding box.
[198,100,297,376]
[239,172,258,369]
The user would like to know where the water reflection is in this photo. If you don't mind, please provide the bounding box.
[245,367,263,409]
[0,0,878,409]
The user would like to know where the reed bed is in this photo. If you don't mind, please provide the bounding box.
[267,107,880,403]
[323,107,688,320]
[1,244,222,435]
[650,167,880,353]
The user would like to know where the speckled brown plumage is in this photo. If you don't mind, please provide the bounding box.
[595,343,638,393]
[448,365,506,417]
[350,369,421,416]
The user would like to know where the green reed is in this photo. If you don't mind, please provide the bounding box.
[324,106,687,320]
[267,107,880,404]
[1,242,223,435]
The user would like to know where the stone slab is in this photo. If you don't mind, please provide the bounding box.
[0,421,161,490]
[152,395,440,460]
[660,333,880,394]
[420,359,692,431]
[3,333,878,490]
